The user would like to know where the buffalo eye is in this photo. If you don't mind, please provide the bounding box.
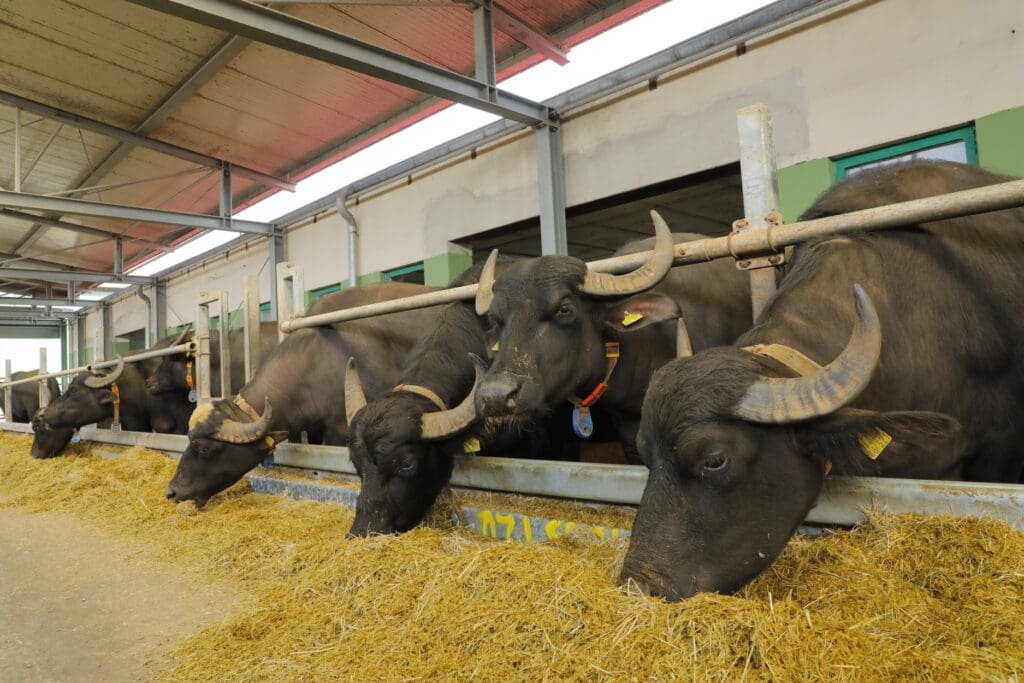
[700,452,729,475]
[554,301,575,324]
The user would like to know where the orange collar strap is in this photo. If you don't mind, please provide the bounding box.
[264,435,278,456]
[570,342,620,408]
[111,383,121,428]
[185,359,195,390]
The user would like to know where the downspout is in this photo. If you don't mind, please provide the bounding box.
[336,188,358,287]
[136,286,152,348]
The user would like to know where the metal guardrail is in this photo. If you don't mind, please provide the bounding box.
[278,177,1024,332]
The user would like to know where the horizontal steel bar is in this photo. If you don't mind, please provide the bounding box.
[0,297,99,308]
[0,268,154,285]
[0,208,173,252]
[0,190,275,235]
[0,90,295,192]
[279,177,1024,330]
[0,341,197,388]
[126,0,552,125]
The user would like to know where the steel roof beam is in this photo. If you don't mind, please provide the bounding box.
[1,209,173,252]
[491,3,569,66]
[0,90,295,193]
[0,297,98,308]
[0,190,276,235]
[0,268,154,285]
[125,0,555,125]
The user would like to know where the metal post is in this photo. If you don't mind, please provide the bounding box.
[268,232,286,322]
[101,304,113,360]
[76,316,86,368]
[473,0,496,96]
[195,293,217,402]
[3,360,11,422]
[13,107,21,193]
[735,104,783,320]
[220,162,232,219]
[243,274,261,381]
[153,281,167,341]
[275,261,305,340]
[94,328,103,364]
[114,238,124,277]
[38,347,48,408]
[535,122,567,255]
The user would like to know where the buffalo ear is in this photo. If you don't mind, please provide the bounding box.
[602,293,681,332]
[798,408,965,478]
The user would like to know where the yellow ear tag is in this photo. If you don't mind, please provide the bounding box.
[490,341,499,351]
[463,436,482,453]
[857,429,892,460]
[622,311,644,327]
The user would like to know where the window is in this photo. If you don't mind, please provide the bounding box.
[835,126,978,179]
[384,263,425,285]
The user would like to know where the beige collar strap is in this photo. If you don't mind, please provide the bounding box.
[233,394,262,421]
[741,343,822,377]
[393,384,447,411]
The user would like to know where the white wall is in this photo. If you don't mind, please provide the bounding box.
[81,0,1024,347]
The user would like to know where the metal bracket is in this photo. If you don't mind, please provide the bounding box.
[275,261,305,341]
[731,211,786,270]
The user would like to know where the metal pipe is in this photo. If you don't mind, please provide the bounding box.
[243,274,261,381]
[0,341,197,389]
[13,107,21,193]
[135,286,152,348]
[336,190,358,287]
[279,177,1024,332]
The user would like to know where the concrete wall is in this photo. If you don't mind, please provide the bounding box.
[79,0,1024,355]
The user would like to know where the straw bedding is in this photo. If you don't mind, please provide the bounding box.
[1,432,1021,681]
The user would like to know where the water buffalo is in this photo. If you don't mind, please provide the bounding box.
[620,161,1024,601]
[167,283,444,508]
[473,212,752,463]
[145,322,280,400]
[344,258,582,538]
[6,370,60,423]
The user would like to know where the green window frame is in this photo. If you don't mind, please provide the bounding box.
[835,125,978,179]
[384,263,425,282]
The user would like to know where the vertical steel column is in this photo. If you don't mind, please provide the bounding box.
[268,232,286,322]
[473,0,496,95]
[536,120,567,255]
[38,347,48,408]
[114,238,124,277]
[196,291,231,402]
[13,107,22,192]
[101,304,113,359]
[735,104,784,320]
[220,162,232,219]
[275,261,305,341]
[75,316,85,369]
[3,360,11,422]
[243,274,262,381]
[153,281,167,341]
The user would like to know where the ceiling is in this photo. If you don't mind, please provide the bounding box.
[0,0,660,301]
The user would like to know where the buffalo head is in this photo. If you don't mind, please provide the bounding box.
[474,211,678,420]
[38,358,125,434]
[30,406,76,459]
[619,286,962,600]
[345,356,483,536]
[166,397,285,508]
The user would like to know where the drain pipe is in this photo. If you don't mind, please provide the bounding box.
[336,188,358,287]
[136,286,152,348]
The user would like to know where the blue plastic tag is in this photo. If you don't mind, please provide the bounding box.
[188,389,197,404]
[71,432,81,444]
[572,405,593,439]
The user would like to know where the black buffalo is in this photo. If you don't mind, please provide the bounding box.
[473,212,752,463]
[344,258,581,538]
[6,370,60,422]
[621,161,1024,601]
[167,283,444,508]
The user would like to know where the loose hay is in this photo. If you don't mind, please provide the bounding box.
[1,432,1022,681]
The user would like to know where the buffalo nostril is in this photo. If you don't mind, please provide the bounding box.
[504,381,522,408]
[165,486,177,501]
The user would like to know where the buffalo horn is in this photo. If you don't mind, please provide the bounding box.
[171,322,192,347]
[83,356,125,388]
[676,317,693,359]
[345,358,368,423]
[419,353,484,441]
[474,249,499,316]
[212,398,273,444]
[733,285,882,424]
[580,210,675,296]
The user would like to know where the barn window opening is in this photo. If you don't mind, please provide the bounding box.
[835,125,978,178]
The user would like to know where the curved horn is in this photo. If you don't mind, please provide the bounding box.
[212,398,273,444]
[83,356,125,388]
[580,210,675,296]
[474,249,499,316]
[419,353,484,441]
[345,358,368,423]
[676,317,693,359]
[171,322,192,347]
[733,285,882,424]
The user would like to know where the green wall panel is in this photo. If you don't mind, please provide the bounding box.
[424,252,472,287]
[976,106,1024,177]
[777,158,835,223]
